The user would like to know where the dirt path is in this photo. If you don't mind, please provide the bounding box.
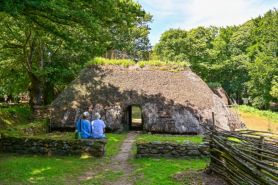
[106,131,138,185]
[78,132,138,185]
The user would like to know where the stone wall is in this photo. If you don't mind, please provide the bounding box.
[0,135,106,157]
[33,105,52,120]
[136,142,209,158]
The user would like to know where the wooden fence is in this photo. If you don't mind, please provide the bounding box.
[204,117,278,185]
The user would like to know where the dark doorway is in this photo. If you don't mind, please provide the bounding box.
[127,105,143,130]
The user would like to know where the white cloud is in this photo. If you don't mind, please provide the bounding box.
[180,0,278,29]
[137,0,278,44]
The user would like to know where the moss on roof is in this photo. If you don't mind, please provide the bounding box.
[86,57,190,72]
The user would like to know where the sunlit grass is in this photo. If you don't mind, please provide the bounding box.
[86,57,190,71]
[0,133,127,185]
[0,154,96,185]
[106,133,127,157]
[131,157,209,185]
[236,105,278,123]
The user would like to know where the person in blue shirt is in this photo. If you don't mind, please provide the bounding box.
[91,112,106,139]
[75,111,92,139]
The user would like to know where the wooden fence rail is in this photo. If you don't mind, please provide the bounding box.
[203,123,278,185]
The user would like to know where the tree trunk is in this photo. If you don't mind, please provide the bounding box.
[43,81,55,105]
[28,72,44,110]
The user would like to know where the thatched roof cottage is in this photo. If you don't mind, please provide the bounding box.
[50,63,242,134]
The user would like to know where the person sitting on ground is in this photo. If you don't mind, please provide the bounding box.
[91,112,106,139]
[75,111,92,139]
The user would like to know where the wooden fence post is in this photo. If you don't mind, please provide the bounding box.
[257,136,264,171]
[210,112,216,160]
[212,112,215,132]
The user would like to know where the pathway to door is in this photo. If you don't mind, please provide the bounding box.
[78,132,138,185]
[107,131,138,185]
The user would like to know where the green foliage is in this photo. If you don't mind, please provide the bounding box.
[132,106,141,119]
[136,134,203,144]
[132,158,209,185]
[236,105,278,123]
[0,0,151,107]
[154,9,278,109]
[207,82,222,88]
[0,105,32,127]
[270,76,278,99]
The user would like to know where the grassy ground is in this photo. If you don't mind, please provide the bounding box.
[0,105,48,137]
[237,105,278,122]
[0,105,32,126]
[131,157,209,185]
[0,133,127,185]
[0,105,209,184]
[235,105,278,133]
[136,134,203,144]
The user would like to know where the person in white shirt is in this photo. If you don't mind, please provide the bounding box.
[91,112,106,139]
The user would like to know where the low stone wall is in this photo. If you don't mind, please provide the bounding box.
[33,105,52,119]
[0,135,106,157]
[136,142,209,158]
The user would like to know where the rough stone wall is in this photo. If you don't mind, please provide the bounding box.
[33,105,52,120]
[50,65,243,134]
[136,142,209,158]
[0,135,106,157]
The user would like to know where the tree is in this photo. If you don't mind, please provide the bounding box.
[270,77,278,99]
[154,29,188,62]
[154,9,278,109]
[0,0,151,108]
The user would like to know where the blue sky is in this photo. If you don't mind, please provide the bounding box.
[137,0,278,46]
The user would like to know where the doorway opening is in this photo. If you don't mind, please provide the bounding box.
[127,105,143,130]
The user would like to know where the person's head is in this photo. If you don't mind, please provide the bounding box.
[95,112,101,119]
[82,111,90,119]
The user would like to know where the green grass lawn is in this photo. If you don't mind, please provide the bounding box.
[0,154,95,185]
[131,157,209,185]
[0,133,127,185]
[136,134,203,144]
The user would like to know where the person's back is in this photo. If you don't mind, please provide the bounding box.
[91,113,106,139]
[76,112,92,139]
[80,119,92,139]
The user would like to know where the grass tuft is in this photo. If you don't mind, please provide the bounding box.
[86,57,190,71]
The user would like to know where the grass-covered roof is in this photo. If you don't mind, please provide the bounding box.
[86,57,190,72]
